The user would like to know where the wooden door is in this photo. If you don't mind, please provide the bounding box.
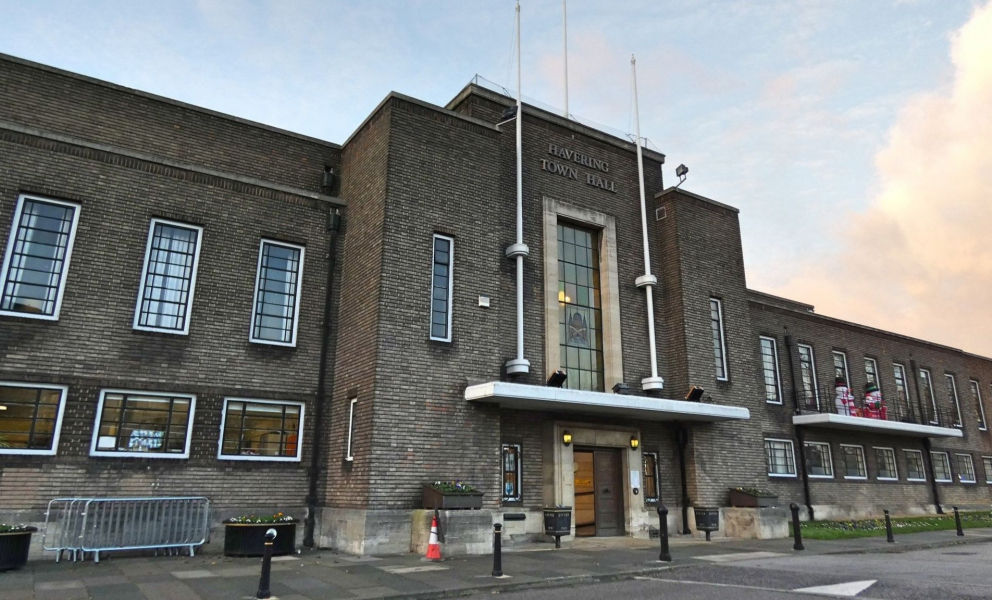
[593,449,624,536]
[573,450,596,536]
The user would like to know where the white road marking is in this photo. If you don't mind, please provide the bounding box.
[794,580,877,597]
[379,564,449,574]
[696,551,787,562]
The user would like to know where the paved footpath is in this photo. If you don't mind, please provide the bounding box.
[3,529,991,600]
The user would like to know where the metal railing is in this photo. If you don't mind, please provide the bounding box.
[43,496,210,562]
[796,385,959,429]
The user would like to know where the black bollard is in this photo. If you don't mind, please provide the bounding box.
[256,528,277,599]
[492,523,503,577]
[657,504,672,562]
[954,506,964,536]
[884,510,894,543]
[790,503,804,551]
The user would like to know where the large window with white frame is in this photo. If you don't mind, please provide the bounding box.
[90,390,195,458]
[956,454,976,483]
[133,219,203,334]
[832,351,850,385]
[0,382,68,455]
[345,397,357,461]
[759,336,782,404]
[905,449,926,481]
[982,457,992,484]
[864,357,880,388]
[429,234,454,342]
[875,447,898,480]
[931,451,952,482]
[219,398,304,461]
[893,363,912,415]
[840,444,867,479]
[919,369,938,424]
[764,438,796,477]
[945,374,962,428]
[797,344,818,409]
[0,194,81,320]
[970,380,986,431]
[501,443,522,502]
[804,442,833,478]
[709,298,728,381]
[250,240,305,346]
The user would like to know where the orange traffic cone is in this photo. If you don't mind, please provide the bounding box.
[426,514,442,561]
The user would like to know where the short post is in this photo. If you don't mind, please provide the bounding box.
[256,528,277,600]
[884,510,894,543]
[492,523,503,577]
[657,504,672,562]
[790,503,804,551]
[954,506,964,536]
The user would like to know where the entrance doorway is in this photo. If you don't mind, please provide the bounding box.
[573,448,624,537]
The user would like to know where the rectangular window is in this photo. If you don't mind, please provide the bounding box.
[931,451,952,482]
[804,442,833,478]
[760,337,782,404]
[945,374,962,428]
[970,380,987,431]
[643,452,660,502]
[133,219,203,334]
[90,390,195,458]
[764,438,796,477]
[501,443,522,502]
[250,240,304,346]
[798,344,818,409]
[864,358,879,387]
[840,445,867,479]
[0,382,68,455]
[429,234,454,341]
[832,351,850,385]
[905,450,927,481]
[875,447,898,480]
[345,397,357,461]
[920,369,938,424]
[982,457,992,484]
[893,363,911,414]
[558,223,603,391]
[0,194,81,320]
[218,398,303,461]
[956,453,976,483]
[710,298,728,380]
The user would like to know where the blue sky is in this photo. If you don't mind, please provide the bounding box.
[2,1,990,354]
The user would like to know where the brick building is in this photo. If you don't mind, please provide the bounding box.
[2,53,990,555]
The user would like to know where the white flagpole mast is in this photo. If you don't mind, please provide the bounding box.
[506,1,530,376]
[563,0,569,118]
[632,55,664,391]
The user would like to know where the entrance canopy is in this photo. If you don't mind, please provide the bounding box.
[465,381,749,423]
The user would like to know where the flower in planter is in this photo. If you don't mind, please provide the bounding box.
[0,524,37,534]
[429,481,478,494]
[225,512,296,525]
[731,487,775,497]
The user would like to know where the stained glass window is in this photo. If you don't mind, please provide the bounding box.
[557,223,603,391]
[501,444,521,502]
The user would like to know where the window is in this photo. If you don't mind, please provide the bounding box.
[759,337,782,404]
[90,390,195,458]
[945,374,962,428]
[429,234,454,341]
[875,447,898,480]
[804,442,833,478]
[219,399,303,461]
[250,240,304,346]
[710,298,728,380]
[133,219,202,334]
[764,438,796,477]
[864,358,879,388]
[982,457,992,484]
[345,397,357,461]
[893,363,911,414]
[919,369,938,424]
[0,382,68,455]
[956,454,976,483]
[905,450,926,481]
[931,451,952,482]
[643,452,660,502]
[501,443,522,502]
[840,445,867,479]
[557,223,603,391]
[833,351,850,385]
[0,195,81,320]
[970,380,987,431]
[797,344,818,409]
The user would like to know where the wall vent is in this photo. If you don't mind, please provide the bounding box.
[655,206,667,221]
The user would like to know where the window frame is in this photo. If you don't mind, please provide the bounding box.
[874,447,899,481]
[945,374,962,428]
[840,444,868,480]
[956,453,976,484]
[710,298,729,381]
[919,369,938,424]
[89,389,196,459]
[642,451,660,502]
[904,449,927,482]
[0,381,69,456]
[345,397,357,462]
[804,441,834,479]
[132,218,204,336]
[893,363,911,413]
[0,194,82,321]
[931,451,952,483]
[216,397,305,462]
[864,357,880,388]
[248,239,306,347]
[759,336,783,405]
[969,379,986,431]
[764,438,797,478]
[428,234,455,342]
[982,456,992,484]
[797,343,819,409]
[501,443,523,503]
[832,350,851,385]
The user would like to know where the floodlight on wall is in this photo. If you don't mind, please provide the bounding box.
[685,386,705,402]
[562,430,573,446]
[547,370,568,388]
[629,436,639,450]
[674,164,689,189]
[612,382,631,395]
[322,166,336,193]
[500,105,518,123]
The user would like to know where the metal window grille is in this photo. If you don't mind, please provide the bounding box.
[764,439,795,476]
[95,393,192,455]
[905,450,926,480]
[875,448,898,479]
[841,445,867,478]
[710,298,728,380]
[221,400,301,458]
[642,452,659,501]
[501,444,521,502]
[931,452,952,482]
[0,384,64,451]
[804,442,833,477]
[557,223,604,391]
[430,235,453,341]
[136,221,200,332]
[760,337,781,403]
[957,454,976,483]
[251,241,303,344]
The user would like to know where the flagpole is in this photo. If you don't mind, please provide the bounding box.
[563,0,569,118]
[506,1,530,376]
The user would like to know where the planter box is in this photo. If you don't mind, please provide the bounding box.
[223,522,296,557]
[729,489,778,508]
[422,486,483,510]
[0,527,36,572]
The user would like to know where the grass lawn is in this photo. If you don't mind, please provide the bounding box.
[791,511,992,540]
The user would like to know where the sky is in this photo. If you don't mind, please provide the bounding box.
[1,0,990,355]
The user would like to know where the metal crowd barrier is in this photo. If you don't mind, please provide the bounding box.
[43,496,210,562]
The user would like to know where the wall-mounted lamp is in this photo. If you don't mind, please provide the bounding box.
[547,370,567,388]
[562,430,573,446]
[612,382,631,395]
[629,436,639,450]
[685,386,705,402]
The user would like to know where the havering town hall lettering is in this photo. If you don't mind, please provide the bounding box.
[540,143,616,193]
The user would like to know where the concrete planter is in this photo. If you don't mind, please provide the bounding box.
[223,522,296,557]
[0,527,36,572]
[422,486,483,510]
[730,489,778,508]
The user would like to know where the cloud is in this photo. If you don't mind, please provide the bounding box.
[766,1,992,356]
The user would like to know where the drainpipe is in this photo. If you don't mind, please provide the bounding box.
[784,333,800,415]
[784,334,813,520]
[304,208,342,548]
[631,55,663,392]
[505,1,530,376]
[675,424,690,534]
[911,360,943,514]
